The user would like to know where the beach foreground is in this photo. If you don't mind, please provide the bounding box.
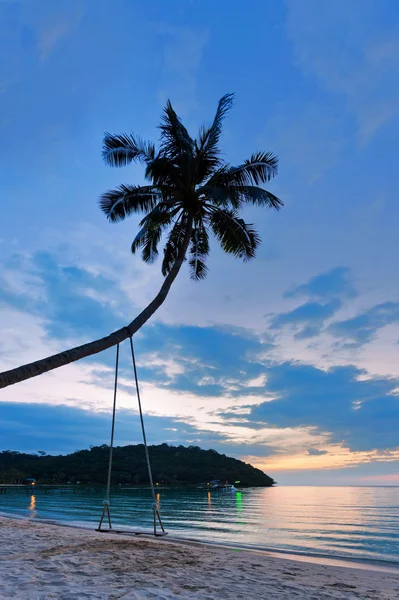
[1,516,398,599]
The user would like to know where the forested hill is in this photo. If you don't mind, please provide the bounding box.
[0,444,275,487]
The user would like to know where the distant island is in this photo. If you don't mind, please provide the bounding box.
[0,444,275,487]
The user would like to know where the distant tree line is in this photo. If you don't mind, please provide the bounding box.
[0,444,275,487]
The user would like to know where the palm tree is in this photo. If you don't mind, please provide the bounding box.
[0,94,282,389]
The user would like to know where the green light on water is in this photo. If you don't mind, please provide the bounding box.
[236,491,242,513]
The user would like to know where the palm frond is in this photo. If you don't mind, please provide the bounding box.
[131,226,147,254]
[145,155,182,188]
[159,100,195,158]
[188,256,208,280]
[141,227,162,263]
[229,151,279,185]
[195,93,234,182]
[138,203,180,230]
[198,93,234,151]
[208,208,260,260]
[99,185,160,222]
[200,184,243,209]
[189,224,210,280]
[235,186,283,209]
[200,182,282,211]
[102,133,155,167]
[201,154,281,208]
[133,203,181,263]
[131,225,162,263]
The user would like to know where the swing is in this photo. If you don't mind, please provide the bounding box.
[96,337,167,537]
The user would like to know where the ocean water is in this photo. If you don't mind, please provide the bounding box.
[1,485,398,564]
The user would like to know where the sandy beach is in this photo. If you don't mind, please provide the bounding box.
[1,516,398,599]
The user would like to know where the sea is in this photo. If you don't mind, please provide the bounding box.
[1,485,398,565]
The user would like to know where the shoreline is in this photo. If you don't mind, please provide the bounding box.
[1,510,398,574]
[3,509,399,573]
[1,515,399,599]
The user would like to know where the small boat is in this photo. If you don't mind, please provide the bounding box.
[197,480,241,492]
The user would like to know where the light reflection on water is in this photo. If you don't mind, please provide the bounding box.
[28,494,36,517]
[1,486,398,563]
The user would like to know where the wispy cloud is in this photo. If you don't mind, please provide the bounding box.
[285,0,399,142]
[243,362,399,453]
[307,448,328,456]
[0,251,127,341]
[37,6,84,60]
[267,104,346,182]
[285,267,356,301]
[154,22,209,115]
[269,299,341,339]
[248,446,399,475]
[329,301,399,345]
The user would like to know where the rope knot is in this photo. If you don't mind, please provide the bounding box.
[102,500,110,507]
[151,502,158,512]
[124,326,133,338]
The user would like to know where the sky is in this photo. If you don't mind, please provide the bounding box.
[1,0,399,485]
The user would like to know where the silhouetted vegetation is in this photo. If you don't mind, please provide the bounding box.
[0,444,274,487]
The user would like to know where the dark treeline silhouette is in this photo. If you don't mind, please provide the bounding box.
[0,444,275,487]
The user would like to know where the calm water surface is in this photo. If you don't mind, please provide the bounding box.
[1,486,398,563]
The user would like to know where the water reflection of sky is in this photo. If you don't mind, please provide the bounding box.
[1,486,398,563]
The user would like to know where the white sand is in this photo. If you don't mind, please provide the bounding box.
[1,516,398,599]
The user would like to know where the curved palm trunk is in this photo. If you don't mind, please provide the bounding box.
[0,223,193,389]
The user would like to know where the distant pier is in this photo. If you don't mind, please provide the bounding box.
[0,484,103,495]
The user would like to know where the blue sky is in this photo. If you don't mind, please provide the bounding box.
[1,0,399,485]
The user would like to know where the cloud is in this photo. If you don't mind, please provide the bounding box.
[329,301,399,345]
[267,103,346,182]
[246,374,267,388]
[285,0,399,142]
[1,294,399,469]
[269,300,341,339]
[0,402,230,455]
[0,292,335,463]
[307,448,328,456]
[243,362,399,453]
[266,267,358,340]
[132,323,270,399]
[155,23,209,115]
[0,241,398,471]
[0,251,128,340]
[248,449,399,481]
[0,400,330,465]
[285,267,356,301]
[37,7,83,60]
[134,326,399,459]
[14,0,86,61]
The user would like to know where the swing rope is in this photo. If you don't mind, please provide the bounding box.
[97,343,119,531]
[106,342,119,503]
[97,338,166,535]
[129,337,165,534]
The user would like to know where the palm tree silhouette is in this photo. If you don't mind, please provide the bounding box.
[0,94,282,389]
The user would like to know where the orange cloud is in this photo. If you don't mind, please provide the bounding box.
[243,446,399,472]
